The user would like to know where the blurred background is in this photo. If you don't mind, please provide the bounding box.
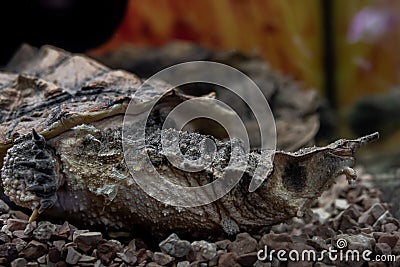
[1,0,400,216]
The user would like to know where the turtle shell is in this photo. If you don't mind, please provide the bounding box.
[0,43,323,162]
[93,41,323,150]
[0,45,186,164]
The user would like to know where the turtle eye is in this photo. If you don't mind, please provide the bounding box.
[34,151,47,159]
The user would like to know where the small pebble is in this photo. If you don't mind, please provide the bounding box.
[11,258,27,267]
[159,233,192,258]
[152,252,174,266]
[0,200,10,214]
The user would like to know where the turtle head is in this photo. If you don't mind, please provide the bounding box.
[1,129,62,222]
[328,132,379,185]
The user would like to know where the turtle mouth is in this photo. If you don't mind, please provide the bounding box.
[331,148,354,157]
[330,132,379,158]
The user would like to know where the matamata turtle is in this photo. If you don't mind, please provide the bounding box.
[0,45,378,237]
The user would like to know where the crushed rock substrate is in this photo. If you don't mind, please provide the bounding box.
[0,168,399,267]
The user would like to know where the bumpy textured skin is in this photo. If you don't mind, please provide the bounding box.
[0,45,378,237]
[2,129,60,213]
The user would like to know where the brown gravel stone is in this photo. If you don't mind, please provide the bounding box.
[287,260,314,267]
[306,236,328,251]
[312,225,335,240]
[253,260,272,267]
[360,226,374,234]
[146,262,162,267]
[12,238,27,252]
[159,233,192,258]
[13,230,30,239]
[74,231,102,253]
[23,222,36,235]
[375,242,392,255]
[342,205,362,219]
[177,261,190,267]
[48,247,61,263]
[359,213,376,226]
[359,203,387,226]
[10,211,29,221]
[79,255,97,263]
[11,257,27,267]
[228,233,257,256]
[378,233,399,248]
[65,247,82,265]
[72,229,88,241]
[288,242,317,260]
[383,222,398,233]
[32,221,58,241]
[236,252,258,266]
[373,211,393,228]
[259,233,292,251]
[392,239,400,254]
[188,261,200,267]
[190,240,217,261]
[314,263,336,267]
[361,196,382,210]
[58,222,76,240]
[53,240,66,252]
[215,239,231,250]
[346,186,363,200]
[0,232,11,243]
[373,231,385,240]
[19,240,47,261]
[135,248,148,264]
[218,252,240,267]
[135,239,148,250]
[0,166,399,267]
[338,214,359,232]
[334,198,349,210]
[97,241,118,265]
[0,199,10,214]
[37,255,46,264]
[54,261,68,267]
[208,251,220,266]
[152,251,174,265]
[0,243,19,261]
[117,249,137,265]
[7,219,28,232]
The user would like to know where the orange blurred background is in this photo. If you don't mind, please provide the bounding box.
[90,0,400,112]
[91,0,323,99]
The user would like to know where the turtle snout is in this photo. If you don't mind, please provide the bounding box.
[0,130,61,221]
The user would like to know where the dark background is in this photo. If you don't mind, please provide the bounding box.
[0,0,128,65]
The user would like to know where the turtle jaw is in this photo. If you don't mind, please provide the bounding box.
[1,129,62,221]
[329,132,379,186]
[328,149,357,185]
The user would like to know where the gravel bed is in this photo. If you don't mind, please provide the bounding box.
[0,168,399,267]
